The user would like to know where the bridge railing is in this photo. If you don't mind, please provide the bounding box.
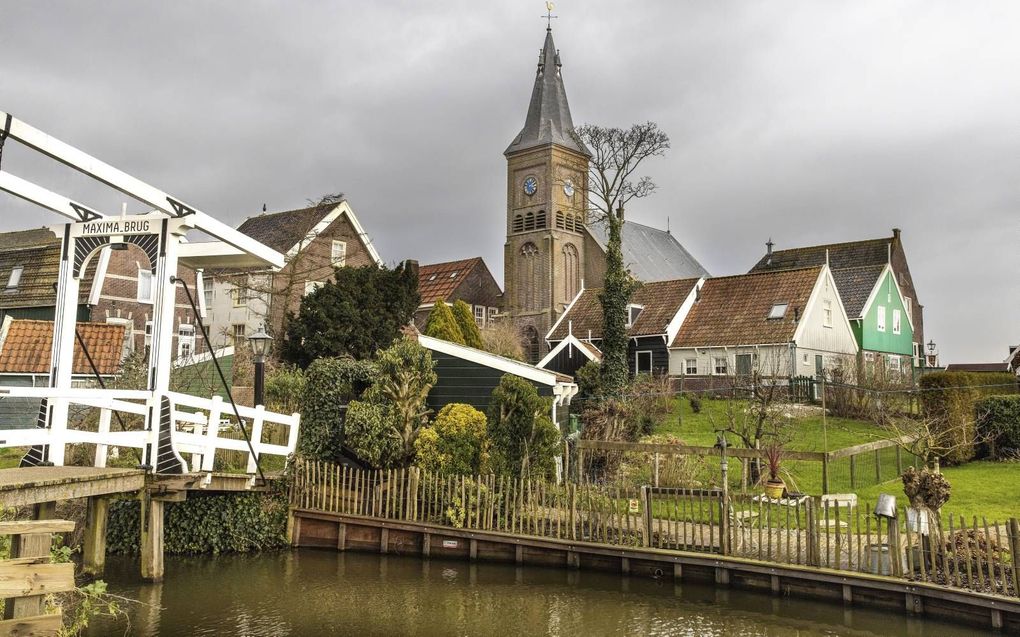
[0,386,300,474]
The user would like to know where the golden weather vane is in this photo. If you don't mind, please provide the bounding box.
[543,1,558,29]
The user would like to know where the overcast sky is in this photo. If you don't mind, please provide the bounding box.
[1,1,1016,364]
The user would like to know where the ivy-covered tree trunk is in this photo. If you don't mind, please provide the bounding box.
[599,210,633,395]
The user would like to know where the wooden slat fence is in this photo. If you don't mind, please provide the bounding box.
[0,519,74,636]
[291,457,1018,599]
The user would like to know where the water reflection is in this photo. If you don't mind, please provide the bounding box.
[87,550,986,637]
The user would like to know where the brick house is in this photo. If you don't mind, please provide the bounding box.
[0,227,202,364]
[202,199,382,348]
[413,257,502,331]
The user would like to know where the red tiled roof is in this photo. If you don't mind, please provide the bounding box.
[0,319,125,375]
[548,278,700,341]
[670,267,821,348]
[417,257,483,305]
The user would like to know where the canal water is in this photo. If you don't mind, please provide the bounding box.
[87,550,985,636]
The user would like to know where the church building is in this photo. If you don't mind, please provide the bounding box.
[503,26,708,362]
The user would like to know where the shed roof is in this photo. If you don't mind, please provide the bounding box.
[548,278,700,341]
[0,319,125,375]
[0,228,98,310]
[944,363,1010,373]
[670,267,821,348]
[587,221,709,283]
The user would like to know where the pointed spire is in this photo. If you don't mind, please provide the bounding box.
[505,28,589,156]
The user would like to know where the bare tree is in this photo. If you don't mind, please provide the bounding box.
[570,122,670,393]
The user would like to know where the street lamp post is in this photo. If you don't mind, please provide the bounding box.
[248,326,273,407]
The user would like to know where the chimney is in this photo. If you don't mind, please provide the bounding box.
[892,228,901,242]
[404,259,419,279]
[766,238,774,256]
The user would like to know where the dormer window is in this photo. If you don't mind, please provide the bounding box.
[5,266,23,291]
[768,303,788,319]
[429,274,437,281]
[450,271,458,278]
[626,304,644,328]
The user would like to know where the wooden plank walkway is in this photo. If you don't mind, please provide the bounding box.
[0,467,146,507]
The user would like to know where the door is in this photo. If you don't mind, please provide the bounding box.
[736,354,752,377]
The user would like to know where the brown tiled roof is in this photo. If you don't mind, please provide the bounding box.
[944,363,1010,373]
[830,265,885,318]
[548,278,700,341]
[236,205,333,254]
[0,229,97,310]
[749,237,892,272]
[670,267,822,348]
[0,319,125,375]
[417,257,483,305]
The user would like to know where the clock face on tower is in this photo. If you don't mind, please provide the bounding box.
[563,179,575,197]
[523,176,538,196]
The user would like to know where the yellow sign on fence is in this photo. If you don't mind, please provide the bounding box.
[628,498,640,514]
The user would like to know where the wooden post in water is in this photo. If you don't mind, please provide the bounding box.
[82,496,109,577]
[140,492,166,582]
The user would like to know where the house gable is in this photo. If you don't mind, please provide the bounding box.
[791,266,859,356]
[855,268,914,356]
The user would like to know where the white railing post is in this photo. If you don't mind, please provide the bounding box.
[201,396,223,472]
[190,422,204,472]
[287,413,301,455]
[94,408,112,468]
[246,405,265,475]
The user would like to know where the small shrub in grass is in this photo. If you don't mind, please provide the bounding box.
[975,394,1020,459]
[688,394,702,414]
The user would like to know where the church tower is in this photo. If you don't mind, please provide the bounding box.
[504,26,590,363]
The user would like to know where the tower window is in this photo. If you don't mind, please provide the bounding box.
[555,211,565,229]
[563,243,579,301]
[512,215,524,233]
[535,210,547,229]
[524,212,535,231]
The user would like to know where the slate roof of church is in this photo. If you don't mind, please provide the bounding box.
[417,257,485,305]
[749,236,897,320]
[547,277,700,341]
[586,221,709,283]
[670,267,821,348]
[505,28,589,156]
[236,205,333,254]
[0,319,125,375]
[0,228,98,310]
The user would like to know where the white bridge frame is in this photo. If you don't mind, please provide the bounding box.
[0,111,299,475]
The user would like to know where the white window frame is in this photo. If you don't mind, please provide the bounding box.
[904,296,912,320]
[684,358,697,375]
[488,307,499,322]
[626,304,644,328]
[143,320,153,351]
[473,305,485,327]
[203,284,214,311]
[106,317,135,357]
[713,357,728,375]
[635,350,653,375]
[304,280,325,296]
[892,309,902,335]
[331,240,347,267]
[768,303,788,319]
[5,266,23,291]
[876,305,886,332]
[823,299,833,328]
[137,269,154,304]
[231,286,246,308]
[177,323,196,359]
[887,355,901,374]
[231,323,246,346]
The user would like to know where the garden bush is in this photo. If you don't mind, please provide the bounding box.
[975,394,1020,459]
[414,403,489,475]
[487,374,560,479]
[574,360,602,403]
[297,356,376,462]
[919,372,982,464]
[264,365,306,414]
[452,300,483,349]
[364,339,437,463]
[423,299,465,345]
[344,400,401,467]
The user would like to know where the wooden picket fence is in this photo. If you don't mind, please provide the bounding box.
[290,457,1020,598]
[0,519,75,635]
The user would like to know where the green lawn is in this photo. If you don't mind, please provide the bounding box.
[655,396,888,452]
[855,461,1020,523]
[0,447,24,469]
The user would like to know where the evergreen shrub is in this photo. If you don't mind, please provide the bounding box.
[486,375,560,479]
[414,403,489,475]
[452,300,484,349]
[297,356,376,462]
[975,394,1020,459]
[424,299,465,345]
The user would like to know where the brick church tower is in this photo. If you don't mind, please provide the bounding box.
[504,26,590,363]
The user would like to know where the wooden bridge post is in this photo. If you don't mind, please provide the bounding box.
[140,492,166,582]
[82,496,109,576]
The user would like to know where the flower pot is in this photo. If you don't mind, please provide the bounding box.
[764,479,785,499]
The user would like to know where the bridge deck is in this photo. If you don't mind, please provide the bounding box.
[0,466,147,507]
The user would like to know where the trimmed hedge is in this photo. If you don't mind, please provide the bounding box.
[919,372,1018,464]
[107,491,288,555]
[976,394,1020,459]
